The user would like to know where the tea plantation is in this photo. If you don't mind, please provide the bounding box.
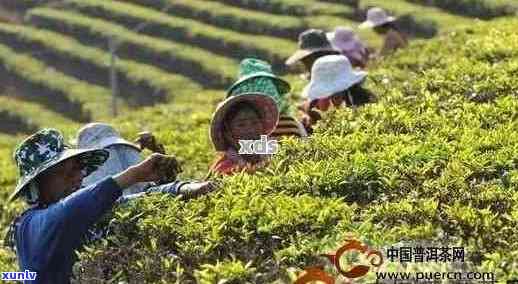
[0,0,517,282]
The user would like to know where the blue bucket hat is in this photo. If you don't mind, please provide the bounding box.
[10,129,109,202]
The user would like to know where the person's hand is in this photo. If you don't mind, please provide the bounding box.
[114,154,179,189]
[134,131,166,154]
[316,98,331,111]
[300,100,312,113]
[331,94,344,108]
[307,110,322,124]
[301,109,322,130]
[177,181,218,199]
[155,154,182,184]
[301,113,313,131]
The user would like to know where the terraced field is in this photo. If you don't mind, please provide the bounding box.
[1,0,513,135]
[0,0,517,282]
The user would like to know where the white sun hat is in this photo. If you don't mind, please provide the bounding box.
[76,122,140,151]
[359,7,396,29]
[302,55,367,101]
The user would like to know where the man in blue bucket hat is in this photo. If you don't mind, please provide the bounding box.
[5,129,182,283]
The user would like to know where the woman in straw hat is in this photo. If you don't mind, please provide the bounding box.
[228,58,307,140]
[209,92,279,176]
[4,129,179,283]
[359,7,408,56]
[299,55,376,134]
[326,26,370,68]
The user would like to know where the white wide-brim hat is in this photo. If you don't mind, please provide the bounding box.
[76,122,140,151]
[302,55,367,101]
[359,7,396,29]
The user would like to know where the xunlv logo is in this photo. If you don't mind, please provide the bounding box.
[238,135,278,155]
[1,270,38,281]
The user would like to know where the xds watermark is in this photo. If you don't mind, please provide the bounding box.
[238,135,278,155]
[1,270,37,281]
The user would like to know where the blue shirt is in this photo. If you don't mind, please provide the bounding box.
[14,177,122,284]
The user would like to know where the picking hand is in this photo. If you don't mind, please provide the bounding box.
[114,154,179,189]
[331,94,344,107]
[177,181,218,199]
[134,131,166,154]
[155,154,182,184]
[315,98,331,111]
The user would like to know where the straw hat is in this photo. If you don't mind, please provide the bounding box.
[285,29,338,66]
[10,129,109,201]
[359,7,396,29]
[302,55,367,101]
[210,92,279,151]
[76,123,140,151]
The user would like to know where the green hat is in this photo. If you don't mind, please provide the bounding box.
[227,59,291,112]
[10,129,109,202]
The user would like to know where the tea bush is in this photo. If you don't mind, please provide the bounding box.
[213,0,465,41]
[121,0,306,38]
[28,8,238,88]
[361,0,475,34]
[0,110,37,135]
[1,6,518,284]
[0,0,55,12]
[0,23,200,103]
[0,96,77,132]
[0,42,124,120]
[71,18,518,282]
[64,0,296,70]
[212,0,356,17]
[406,0,518,19]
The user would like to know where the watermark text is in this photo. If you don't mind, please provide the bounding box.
[1,270,37,281]
[238,135,278,155]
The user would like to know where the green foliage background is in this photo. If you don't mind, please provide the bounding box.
[0,0,517,283]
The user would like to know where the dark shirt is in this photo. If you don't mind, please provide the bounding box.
[14,177,122,284]
[381,29,408,55]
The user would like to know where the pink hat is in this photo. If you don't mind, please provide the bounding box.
[359,7,396,29]
[326,27,368,63]
[327,27,356,50]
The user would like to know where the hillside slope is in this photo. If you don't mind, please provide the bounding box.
[1,0,504,136]
[0,0,518,283]
[2,17,517,282]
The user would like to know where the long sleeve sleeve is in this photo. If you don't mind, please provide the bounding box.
[57,177,122,229]
[115,181,186,204]
[16,177,122,279]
